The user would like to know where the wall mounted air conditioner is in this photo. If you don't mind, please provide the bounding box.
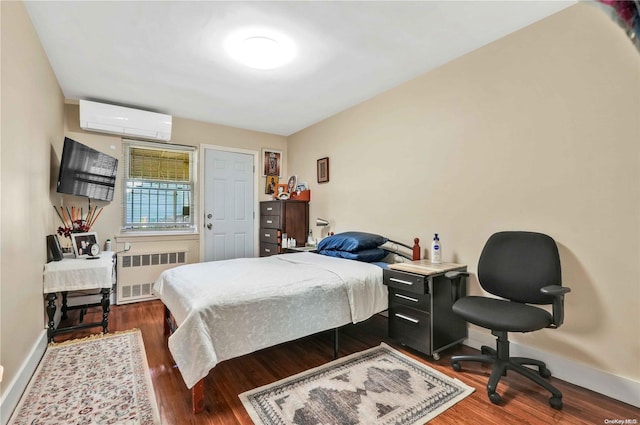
[79,100,172,141]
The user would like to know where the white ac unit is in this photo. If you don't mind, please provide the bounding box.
[79,100,172,141]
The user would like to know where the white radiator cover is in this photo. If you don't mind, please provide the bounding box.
[116,251,187,304]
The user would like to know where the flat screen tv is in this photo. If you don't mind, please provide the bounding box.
[56,137,118,202]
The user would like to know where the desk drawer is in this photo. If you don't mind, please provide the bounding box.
[260,202,282,216]
[384,269,427,295]
[389,305,431,354]
[260,215,280,229]
[260,228,279,244]
[259,242,280,257]
[389,289,430,311]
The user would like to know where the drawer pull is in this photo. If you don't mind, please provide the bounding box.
[390,277,414,286]
[394,293,419,303]
[267,207,273,211]
[264,233,271,237]
[265,248,271,253]
[266,220,273,224]
[395,313,420,324]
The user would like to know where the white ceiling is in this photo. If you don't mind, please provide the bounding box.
[25,1,575,136]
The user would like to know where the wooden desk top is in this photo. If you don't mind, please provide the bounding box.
[388,260,466,276]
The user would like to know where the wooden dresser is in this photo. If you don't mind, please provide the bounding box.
[259,200,309,256]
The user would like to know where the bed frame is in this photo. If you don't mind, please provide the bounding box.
[163,237,421,413]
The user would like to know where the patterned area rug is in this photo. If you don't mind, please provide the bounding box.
[240,343,474,425]
[8,329,160,425]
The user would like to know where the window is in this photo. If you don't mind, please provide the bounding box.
[123,140,196,231]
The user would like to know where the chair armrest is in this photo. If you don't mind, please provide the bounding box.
[541,285,571,328]
[445,271,470,303]
[445,271,469,280]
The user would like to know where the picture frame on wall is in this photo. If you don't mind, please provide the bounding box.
[265,175,279,195]
[262,149,282,177]
[71,232,99,258]
[317,157,329,183]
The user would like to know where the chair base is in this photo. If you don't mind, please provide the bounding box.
[451,331,563,410]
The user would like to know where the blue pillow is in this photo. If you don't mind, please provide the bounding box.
[317,232,388,252]
[318,248,387,263]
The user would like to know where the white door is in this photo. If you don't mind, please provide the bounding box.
[203,148,255,261]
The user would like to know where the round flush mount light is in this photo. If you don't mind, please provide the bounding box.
[225,30,295,70]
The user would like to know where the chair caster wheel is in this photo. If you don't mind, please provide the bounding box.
[489,392,501,405]
[539,367,552,378]
[452,361,461,372]
[481,346,491,355]
[549,396,563,410]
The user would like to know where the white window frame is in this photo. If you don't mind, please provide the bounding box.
[122,139,197,233]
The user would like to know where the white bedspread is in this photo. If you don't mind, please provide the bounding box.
[152,252,387,389]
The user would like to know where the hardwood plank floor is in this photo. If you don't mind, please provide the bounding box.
[56,300,639,424]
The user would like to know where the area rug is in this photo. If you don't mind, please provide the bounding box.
[8,329,160,425]
[239,342,474,425]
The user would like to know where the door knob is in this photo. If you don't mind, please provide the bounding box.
[206,223,212,230]
[207,213,213,219]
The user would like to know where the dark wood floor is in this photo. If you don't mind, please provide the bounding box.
[56,300,639,424]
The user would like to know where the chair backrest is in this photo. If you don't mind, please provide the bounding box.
[477,231,561,305]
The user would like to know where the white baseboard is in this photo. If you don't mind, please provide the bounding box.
[465,329,640,408]
[0,330,47,425]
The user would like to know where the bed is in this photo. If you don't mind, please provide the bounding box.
[153,233,420,412]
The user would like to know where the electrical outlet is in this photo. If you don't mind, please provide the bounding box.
[124,242,131,252]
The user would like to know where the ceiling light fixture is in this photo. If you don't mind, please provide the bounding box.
[225,30,295,70]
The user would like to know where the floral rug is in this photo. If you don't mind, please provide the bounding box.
[240,342,474,425]
[8,329,160,424]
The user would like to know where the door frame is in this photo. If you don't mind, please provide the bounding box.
[199,144,260,261]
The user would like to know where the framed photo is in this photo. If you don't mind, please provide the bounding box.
[287,175,298,194]
[317,157,329,183]
[265,175,279,195]
[71,232,99,258]
[262,149,282,177]
[276,183,288,196]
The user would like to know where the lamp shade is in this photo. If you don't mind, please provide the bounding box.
[316,218,329,227]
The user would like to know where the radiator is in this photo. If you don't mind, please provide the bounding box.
[116,251,187,304]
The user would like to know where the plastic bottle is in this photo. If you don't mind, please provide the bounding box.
[431,233,441,264]
[105,239,112,252]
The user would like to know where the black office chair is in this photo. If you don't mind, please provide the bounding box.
[446,231,571,409]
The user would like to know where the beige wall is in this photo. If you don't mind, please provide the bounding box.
[289,3,640,381]
[1,1,65,394]
[61,103,287,261]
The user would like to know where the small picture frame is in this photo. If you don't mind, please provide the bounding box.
[71,232,98,258]
[287,175,298,194]
[317,157,329,183]
[265,175,279,195]
[262,149,282,177]
[276,183,288,196]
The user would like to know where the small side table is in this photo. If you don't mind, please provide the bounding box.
[43,252,115,342]
[384,260,468,360]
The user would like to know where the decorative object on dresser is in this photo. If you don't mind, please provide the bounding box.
[317,157,329,183]
[384,260,468,360]
[240,342,474,425]
[8,329,160,425]
[259,200,309,256]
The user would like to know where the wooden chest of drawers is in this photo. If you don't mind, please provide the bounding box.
[259,200,309,257]
[383,261,468,360]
